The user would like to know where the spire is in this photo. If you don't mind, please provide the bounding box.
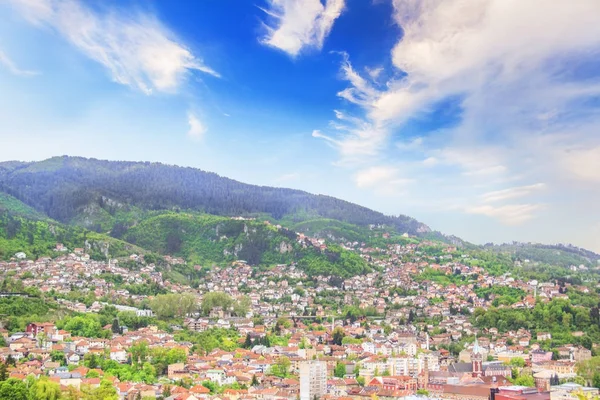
[472,337,481,355]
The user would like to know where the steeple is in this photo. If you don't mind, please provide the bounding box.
[472,337,481,355]
[471,337,483,377]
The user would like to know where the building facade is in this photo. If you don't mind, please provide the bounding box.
[300,361,327,400]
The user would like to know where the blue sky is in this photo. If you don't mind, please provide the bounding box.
[1,0,600,252]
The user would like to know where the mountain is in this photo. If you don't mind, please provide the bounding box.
[0,210,144,261]
[483,242,600,268]
[0,156,430,236]
[1,156,597,276]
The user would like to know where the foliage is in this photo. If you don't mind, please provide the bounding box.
[332,327,345,345]
[297,245,370,278]
[474,286,526,306]
[0,378,28,400]
[29,376,62,400]
[271,356,291,378]
[149,293,197,319]
[57,314,112,338]
[0,211,141,261]
[174,328,240,355]
[577,357,600,383]
[334,362,346,378]
[415,268,471,286]
[473,299,600,345]
[0,156,427,236]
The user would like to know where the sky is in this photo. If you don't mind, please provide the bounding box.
[1,0,600,252]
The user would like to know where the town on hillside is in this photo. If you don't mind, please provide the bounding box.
[0,229,599,400]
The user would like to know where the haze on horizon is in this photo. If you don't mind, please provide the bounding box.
[1,0,599,252]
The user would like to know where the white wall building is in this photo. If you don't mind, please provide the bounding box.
[300,361,327,400]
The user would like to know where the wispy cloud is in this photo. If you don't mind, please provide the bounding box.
[259,0,345,56]
[8,0,218,94]
[187,112,207,141]
[314,0,600,236]
[481,183,546,203]
[354,166,413,196]
[466,204,546,226]
[560,146,600,183]
[0,49,39,76]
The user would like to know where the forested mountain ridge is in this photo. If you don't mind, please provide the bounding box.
[0,211,144,261]
[0,156,430,236]
[484,242,600,267]
[1,156,598,276]
[0,182,372,277]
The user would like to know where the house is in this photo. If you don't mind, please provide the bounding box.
[56,372,82,389]
[109,348,128,363]
[189,385,211,398]
[537,332,552,341]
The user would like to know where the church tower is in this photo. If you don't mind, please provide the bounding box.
[471,338,483,377]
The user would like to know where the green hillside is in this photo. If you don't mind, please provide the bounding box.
[123,212,371,277]
[0,212,144,261]
[0,193,48,220]
[0,156,430,235]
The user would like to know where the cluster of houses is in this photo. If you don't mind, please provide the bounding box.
[0,236,599,399]
[0,318,597,400]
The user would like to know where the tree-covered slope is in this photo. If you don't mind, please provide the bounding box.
[484,242,600,267]
[0,192,48,220]
[123,212,371,277]
[0,156,430,235]
[0,212,144,260]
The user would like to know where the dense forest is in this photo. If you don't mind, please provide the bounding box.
[1,156,598,278]
[0,202,370,278]
[0,212,142,260]
[0,156,429,235]
[484,242,600,267]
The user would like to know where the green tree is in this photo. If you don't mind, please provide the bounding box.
[0,378,29,400]
[150,293,197,319]
[244,333,252,349]
[509,357,526,368]
[29,377,62,400]
[513,374,535,387]
[233,295,251,317]
[201,292,233,316]
[0,363,7,381]
[81,379,119,400]
[86,370,100,378]
[111,318,120,334]
[129,340,150,366]
[83,353,100,369]
[592,372,600,389]
[334,362,346,378]
[332,327,345,346]
[272,356,291,378]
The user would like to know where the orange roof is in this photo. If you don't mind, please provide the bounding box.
[190,384,210,394]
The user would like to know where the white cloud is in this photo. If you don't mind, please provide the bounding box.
[354,166,413,196]
[366,66,383,81]
[481,183,546,203]
[313,0,600,245]
[355,166,398,188]
[187,112,207,141]
[8,0,218,94]
[466,203,545,225]
[260,0,345,56]
[422,156,438,167]
[560,146,600,183]
[0,49,39,76]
